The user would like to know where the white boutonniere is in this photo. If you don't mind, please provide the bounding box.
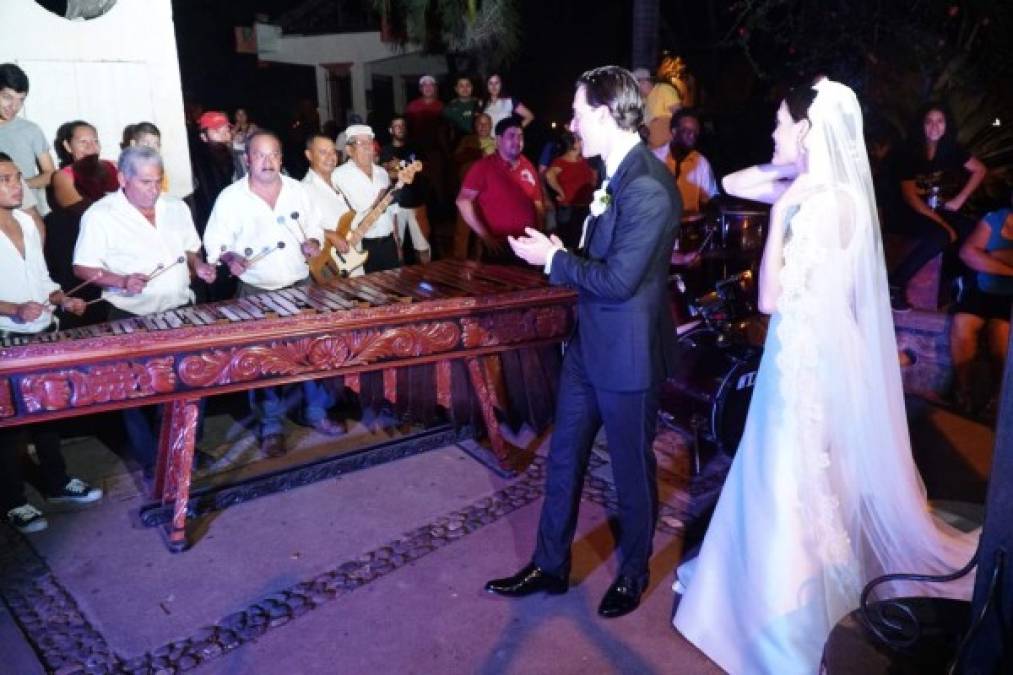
[589,180,611,217]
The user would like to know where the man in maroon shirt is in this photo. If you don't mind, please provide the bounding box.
[456,115,544,262]
[404,75,444,151]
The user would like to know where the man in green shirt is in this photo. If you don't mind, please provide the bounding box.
[443,75,479,137]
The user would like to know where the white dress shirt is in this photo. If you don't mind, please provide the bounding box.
[0,209,59,333]
[74,190,200,316]
[203,175,327,290]
[331,161,395,239]
[301,168,350,232]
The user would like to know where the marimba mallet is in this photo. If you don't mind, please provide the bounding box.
[246,241,286,266]
[147,256,186,282]
[83,257,185,306]
[289,211,308,242]
[63,271,103,298]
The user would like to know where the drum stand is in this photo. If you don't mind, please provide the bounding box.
[658,408,708,476]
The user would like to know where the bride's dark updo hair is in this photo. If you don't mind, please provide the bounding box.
[784,85,818,124]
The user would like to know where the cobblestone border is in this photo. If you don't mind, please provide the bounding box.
[0,527,120,673]
[1,442,695,674]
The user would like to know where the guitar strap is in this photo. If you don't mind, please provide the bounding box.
[332,181,355,213]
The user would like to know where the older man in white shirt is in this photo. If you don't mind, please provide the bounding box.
[0,151,102,533]
[332,124,401,273]
[74,146,216,480]
[203,130,340,456]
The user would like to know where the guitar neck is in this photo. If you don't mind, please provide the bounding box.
[348,183,400,247]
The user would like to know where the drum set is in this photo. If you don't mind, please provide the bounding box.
[660,201,770,469]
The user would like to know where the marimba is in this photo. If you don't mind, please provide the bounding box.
[0,261,575,550]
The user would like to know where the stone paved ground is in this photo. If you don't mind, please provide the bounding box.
[0,394,992,675]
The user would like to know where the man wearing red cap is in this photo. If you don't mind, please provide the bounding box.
[190,111,241,234]
[189,111,243,300]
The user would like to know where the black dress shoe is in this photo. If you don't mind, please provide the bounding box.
[485,563,568,597]
[597,575,645,618]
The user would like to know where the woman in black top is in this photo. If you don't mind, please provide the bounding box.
[888,102,986,311]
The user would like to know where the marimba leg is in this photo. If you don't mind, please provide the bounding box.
[465,355,522,470]
[154,397,200,552]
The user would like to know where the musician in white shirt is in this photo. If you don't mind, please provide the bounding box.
[331,124,401,273]
[73,146,216,480]
[203,131,326,291]
[74,148,213,316]
[301,133,361,277]
[0,151,102,533]
[203,131,342,455]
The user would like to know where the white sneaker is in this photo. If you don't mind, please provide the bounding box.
[47,477,103,505]
[6,503,48,533]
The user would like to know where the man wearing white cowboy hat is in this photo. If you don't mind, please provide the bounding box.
[331,124,401,272]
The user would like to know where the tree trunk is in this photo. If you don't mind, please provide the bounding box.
[631,0,659,71]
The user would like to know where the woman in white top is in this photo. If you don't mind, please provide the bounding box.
[483,74,534,136]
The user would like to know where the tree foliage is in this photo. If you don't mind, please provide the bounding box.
[727,0,1013,196]
[372,0,521,71]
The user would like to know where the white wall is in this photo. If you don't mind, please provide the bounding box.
[255,27,447,123]
[0,0,192,198]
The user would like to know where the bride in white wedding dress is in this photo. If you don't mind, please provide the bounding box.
[671,79,979,674]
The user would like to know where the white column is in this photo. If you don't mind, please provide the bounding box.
[315,65,331,123]
[350,61,367,120]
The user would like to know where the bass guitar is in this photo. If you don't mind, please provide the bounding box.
[309,161,422,281]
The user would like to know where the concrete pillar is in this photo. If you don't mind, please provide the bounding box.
[350,61,367,120]
[315,65,330,123]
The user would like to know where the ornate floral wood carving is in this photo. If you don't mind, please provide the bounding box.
[461,306,570,349]
[19,357,176,413]
[177,322,462,387]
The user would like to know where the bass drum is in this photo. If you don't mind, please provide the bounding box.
[659,326,762,456]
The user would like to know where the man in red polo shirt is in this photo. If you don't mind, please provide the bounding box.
[456,115,544,262]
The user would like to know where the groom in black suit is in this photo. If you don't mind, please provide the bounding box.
[487,65,681,618]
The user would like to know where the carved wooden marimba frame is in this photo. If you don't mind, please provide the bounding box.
[0,261,575,550]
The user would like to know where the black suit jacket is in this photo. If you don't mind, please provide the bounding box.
[549,143,681,392]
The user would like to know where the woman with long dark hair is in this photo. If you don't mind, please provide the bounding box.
[44,120,118,326]
[888,102,986,311]
[482,74,534,135]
